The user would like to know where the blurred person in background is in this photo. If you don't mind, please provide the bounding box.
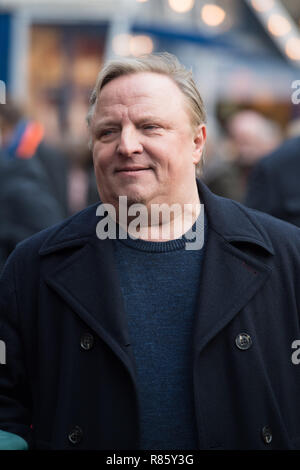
[203,109,282,202]
[285,117,300,139]
[64,141,99,215]
[0,98,69,217]
[0,97,99,269]
[0,152,65,271]
[244,135,300,227]
[61,91,100,215]
[0,99,69,268]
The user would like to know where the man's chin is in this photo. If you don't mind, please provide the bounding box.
[120,192,148,206]
[115,184,151,206]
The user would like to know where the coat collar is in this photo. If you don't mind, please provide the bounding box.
[39,179,274,256]
[39,180,274,365]
[195,179,274,255]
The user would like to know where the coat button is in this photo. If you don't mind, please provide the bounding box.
[235,332,252,350]
[68,426,83,445]
[261,425,272,445]
[80,332,94,350]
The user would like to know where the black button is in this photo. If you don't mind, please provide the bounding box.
[235,333,252,350]
[261,425,272,445]
[68,426,83,445]
[80,332,94,350]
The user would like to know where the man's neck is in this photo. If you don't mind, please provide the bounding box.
[119,189,201,242]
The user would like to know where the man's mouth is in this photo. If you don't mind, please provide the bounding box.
[116,166,151,173]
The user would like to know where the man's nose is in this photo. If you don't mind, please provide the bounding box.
[117,127,143,157]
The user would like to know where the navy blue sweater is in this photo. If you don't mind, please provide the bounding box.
[113,216,206,449]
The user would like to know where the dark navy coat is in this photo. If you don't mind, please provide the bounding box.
[245,136,300,227]
[1,180,300,450]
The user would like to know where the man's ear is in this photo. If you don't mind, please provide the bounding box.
[192,124,206,165]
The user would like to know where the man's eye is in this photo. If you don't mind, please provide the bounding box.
[143,125,158,130]
[98,129,116,139]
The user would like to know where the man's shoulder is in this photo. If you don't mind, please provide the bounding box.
[255,136,300,173]
[244,202,300,230]
[232,199,300,249]
[6,202,100,262]
[200,181,300,257]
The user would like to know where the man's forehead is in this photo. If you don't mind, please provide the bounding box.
[98,72,183,104]
[92,104,171,130]
[97,93,163,114]
[90,71,197,131]
[94,72,188,122]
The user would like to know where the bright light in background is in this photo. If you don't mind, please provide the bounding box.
[168,0,194,14]
[136,0,148,3]
[267,14,291,36]
[112,34,153,57]
[201,4,226,27]
[285,37,300,61]
[129,35,154,56]
[248,0,300,67]
[251,0,274,12]
[112,34,131,56]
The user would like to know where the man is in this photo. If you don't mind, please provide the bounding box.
[1,52,300,450]
[244,136,300,227]
[0,153,65,271]
[0,99,69,218]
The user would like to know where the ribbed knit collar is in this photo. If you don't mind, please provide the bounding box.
[116,211,207,253]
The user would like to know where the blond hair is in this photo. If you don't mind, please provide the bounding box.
[87,52,206,129]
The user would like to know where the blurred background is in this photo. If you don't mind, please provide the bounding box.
[1,0,300,267]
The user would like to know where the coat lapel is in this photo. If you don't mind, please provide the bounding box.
[193,228,272,354]
[39,212,137,382]
[194,181,274,354]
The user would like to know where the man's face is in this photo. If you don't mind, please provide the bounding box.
[90,72,206,208]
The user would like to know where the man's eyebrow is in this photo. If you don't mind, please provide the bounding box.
[92,120,120,131]
[92,115,167,131]
[135,114,166,123]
